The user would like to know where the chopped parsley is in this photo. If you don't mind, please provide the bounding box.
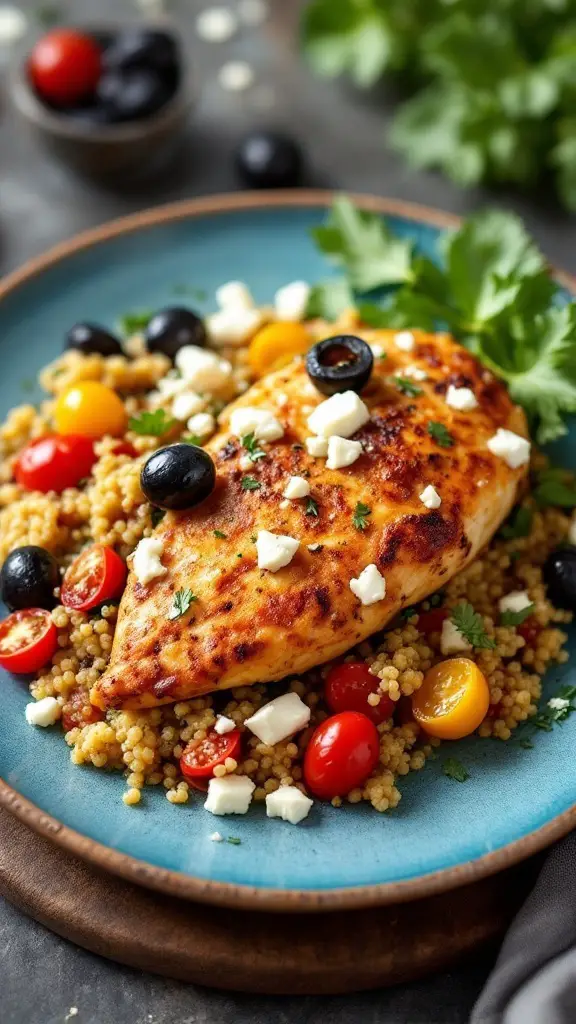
[500,505,533,540]
[500,604,535,627]
[353,501,372,531]
[182,434,203,447]
[427,421,454,448]
[214,530,227,539]
[167,588,197,621]
[250,534,257,543]
[118,310,153,335]
[242,432,266,463]
[532,686,576,731]
[394,376,423,397]
[226,836,242,845]
[442,758,469,783]
[450,601,495,649]
[305,497,319,517]
[129,409,176,436]
[237,553,243,558]
[241,476,261,491]
[533,467,576,509]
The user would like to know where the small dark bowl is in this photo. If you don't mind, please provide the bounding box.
[10,23,193,182]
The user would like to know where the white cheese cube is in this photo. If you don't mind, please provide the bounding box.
[187,412,215,438]
[499,590,532,614]
[133,538,167,586]
[196,8,238,42]
[279,499,290,509]
[283,475,310,499]
[214,715,236,735]
[487,429,531,469]
[216,280,255,310]
[274,281,311,322]
[326,435,362,470]
[419,484,442,509]
[175,346,232,391]
[218,60,255,93]
[209,831,224,842]
[25,696,61,727]
[370,343,384,358]
[394,331,415,352]
[256,530,299,572]
[349,564,386,606]
[445,385,478,412]
[307,543,321,552]
[266,786,314,825]
[156,375,188,400]
[440,618,472,655]
[305,436,328,457]
[307,391,370,439]
[245,692,311,745]
[204,775,255,815]
[206,307,263,347]
[239,454,254,471]
[230,406,284,442]
[276,392,289,408]
[172,391,205,421]
[403,364,428,381]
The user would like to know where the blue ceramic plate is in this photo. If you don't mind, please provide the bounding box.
[0,193,574,911]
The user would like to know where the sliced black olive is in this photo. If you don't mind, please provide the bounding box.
[235,131,304,189]
[96,68,171,122]
[144,307,207,360]
[306,335,374,396]
[543,547,576,611]
[140,444,216,511]
[65,322,123,357]
[103,29,180,86]
[1,546,59,611]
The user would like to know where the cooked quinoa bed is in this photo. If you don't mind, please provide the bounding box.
[1,319,573,814]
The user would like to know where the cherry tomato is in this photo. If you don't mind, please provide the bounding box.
[55,381,127,439]
[416,607,448,635]
[111,441,138,458]
[29,29,102,106]
[61,544,127,611]
[303,711,379,800]
[248,322,311,377]
[15,435,96,493]
[325,661,394,725]
[517,618,540,647]
[62,685,105,732]
[180,728,242,780]
[411,657,490,740]
[0,608,58,674]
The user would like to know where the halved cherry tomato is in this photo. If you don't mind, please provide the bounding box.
[416,607,448,635]
[62,685,105,732]
[0,608,58,674]
[61,544,127,611]
[55,381,127,439]
[303,711,379,800]
[248,322,311,377]
[180,728,242,780]
[411,657,490,740]
[325,661,394,725]
[29,29,102,106]
[15,434,96,493]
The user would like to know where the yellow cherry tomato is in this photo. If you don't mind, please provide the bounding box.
[54,381,127,439]
[248,321,311,377]
[411,658,490,740]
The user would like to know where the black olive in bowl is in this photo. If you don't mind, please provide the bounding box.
[1,546,60,611]
[141,444,216,511]
[144,308,207,360]
[306,335,374,396]
[66,322,123,356]
[543,547,576,611]
[235,131,303,189]
[103,29,179,82]
[96,68,172,123]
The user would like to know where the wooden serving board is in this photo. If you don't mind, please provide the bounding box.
[0,806,537,994]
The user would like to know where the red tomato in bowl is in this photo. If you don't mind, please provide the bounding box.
[15,435,96,493]
[325,661,394,725]
[303,711,379,800]
[416,607,448,635]
[29,29,102,105]
[0,608,58,674]
[61,545,127,611]
[180,729,242,781]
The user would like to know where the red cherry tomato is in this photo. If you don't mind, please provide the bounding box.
[15,435,96,493]
[0,608,58,674]
[303,711,379,800]
[62,685,105,732]
[517,618,540,647]
[111,441,138,458]
[325,661,394,725]
[29,29,101,106]
[180,729,242,781]
[61,544,127,611]
[416,607,448,634]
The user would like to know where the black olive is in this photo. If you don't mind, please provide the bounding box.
[1,546,59,612]
[141,444,216,511]
[96,68,171,122]
[144,307,207,360]
[306,335,374,396]
[543,547,576,611]
[235,131,304,189]
[66,322,123,357]
[103,29,180,90]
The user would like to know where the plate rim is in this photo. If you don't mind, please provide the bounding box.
[0,188,574,913]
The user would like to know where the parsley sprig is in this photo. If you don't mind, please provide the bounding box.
[118,310,152,335]
[242,432,266,463]
[500,604,535,627]
[450,602,495,650]
[167,588,196,621]
[428,422,454,448]
[394,376,423,397]
[353,501,372,531]
[442,758,469,783]
[129,409,176,437]
[305,497,319,517]
[241,476,261,491]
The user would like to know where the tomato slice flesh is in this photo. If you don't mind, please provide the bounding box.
[61,544,126,611]
[180,729,242,780]
[0,608,58,674]
[325,661,394,724]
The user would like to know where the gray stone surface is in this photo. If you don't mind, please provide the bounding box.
[0,1,574,1021]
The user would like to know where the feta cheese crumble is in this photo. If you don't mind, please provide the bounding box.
[274,281,311,322]
[206,307,263,347]
[499,590,532,614]
[549,697,570,711]
[487,429,531,469]
[204,775,255,815]
[266,786,313,825]
[133,538,167,586]
[326,435,362,470]
[209,831,224,842]
[305,436,328,457]
[195,6,238,42]
[283,475,311,499]
[216,280,255,310]
[440,618,472,655]
[239,454,254,471]
[394,331,415,352]
[403,364,428,381]
[214,715,236,735]
[307,543,321,552]
[419,484,442,509]
[172,391,205,421]
[445,385,478,412]
[218,60,255,92]
[307,391,370,439]
[175,346,232,391]
[25,696,61,728]
[256,530,299,572]
[187,412,215,438]
[230,406,284,442]
[245,692,311,745]
[349,564,386,606]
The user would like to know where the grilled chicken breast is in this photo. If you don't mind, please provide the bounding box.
[92,329,529,710]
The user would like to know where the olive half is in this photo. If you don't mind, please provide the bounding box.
[306,335,374,396]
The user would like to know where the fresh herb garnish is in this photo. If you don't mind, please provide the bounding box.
[214,530,227,539]
[532,686,576,731]
[227,836,242,845]
[129,409,176,436]
[305,497,319,517]
[150,507,166,529]
[519,738,534,750]
[450,601,495,649]
[241,476,261,491]
[442,758,469,783]
[500,604,535,627]
[394,376,423,397]
[353,501,372,531]
[118,310,152,335]
[167,588,196,621]
[250,534,257,543]
[500,505,533,540]
[427,421,454,448]
[533,467,576,508]
[242,432,266,463]
[305,278,355,321]
[181,434,203,447]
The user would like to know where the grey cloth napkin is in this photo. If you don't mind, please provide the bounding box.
[471,831,576,1023]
